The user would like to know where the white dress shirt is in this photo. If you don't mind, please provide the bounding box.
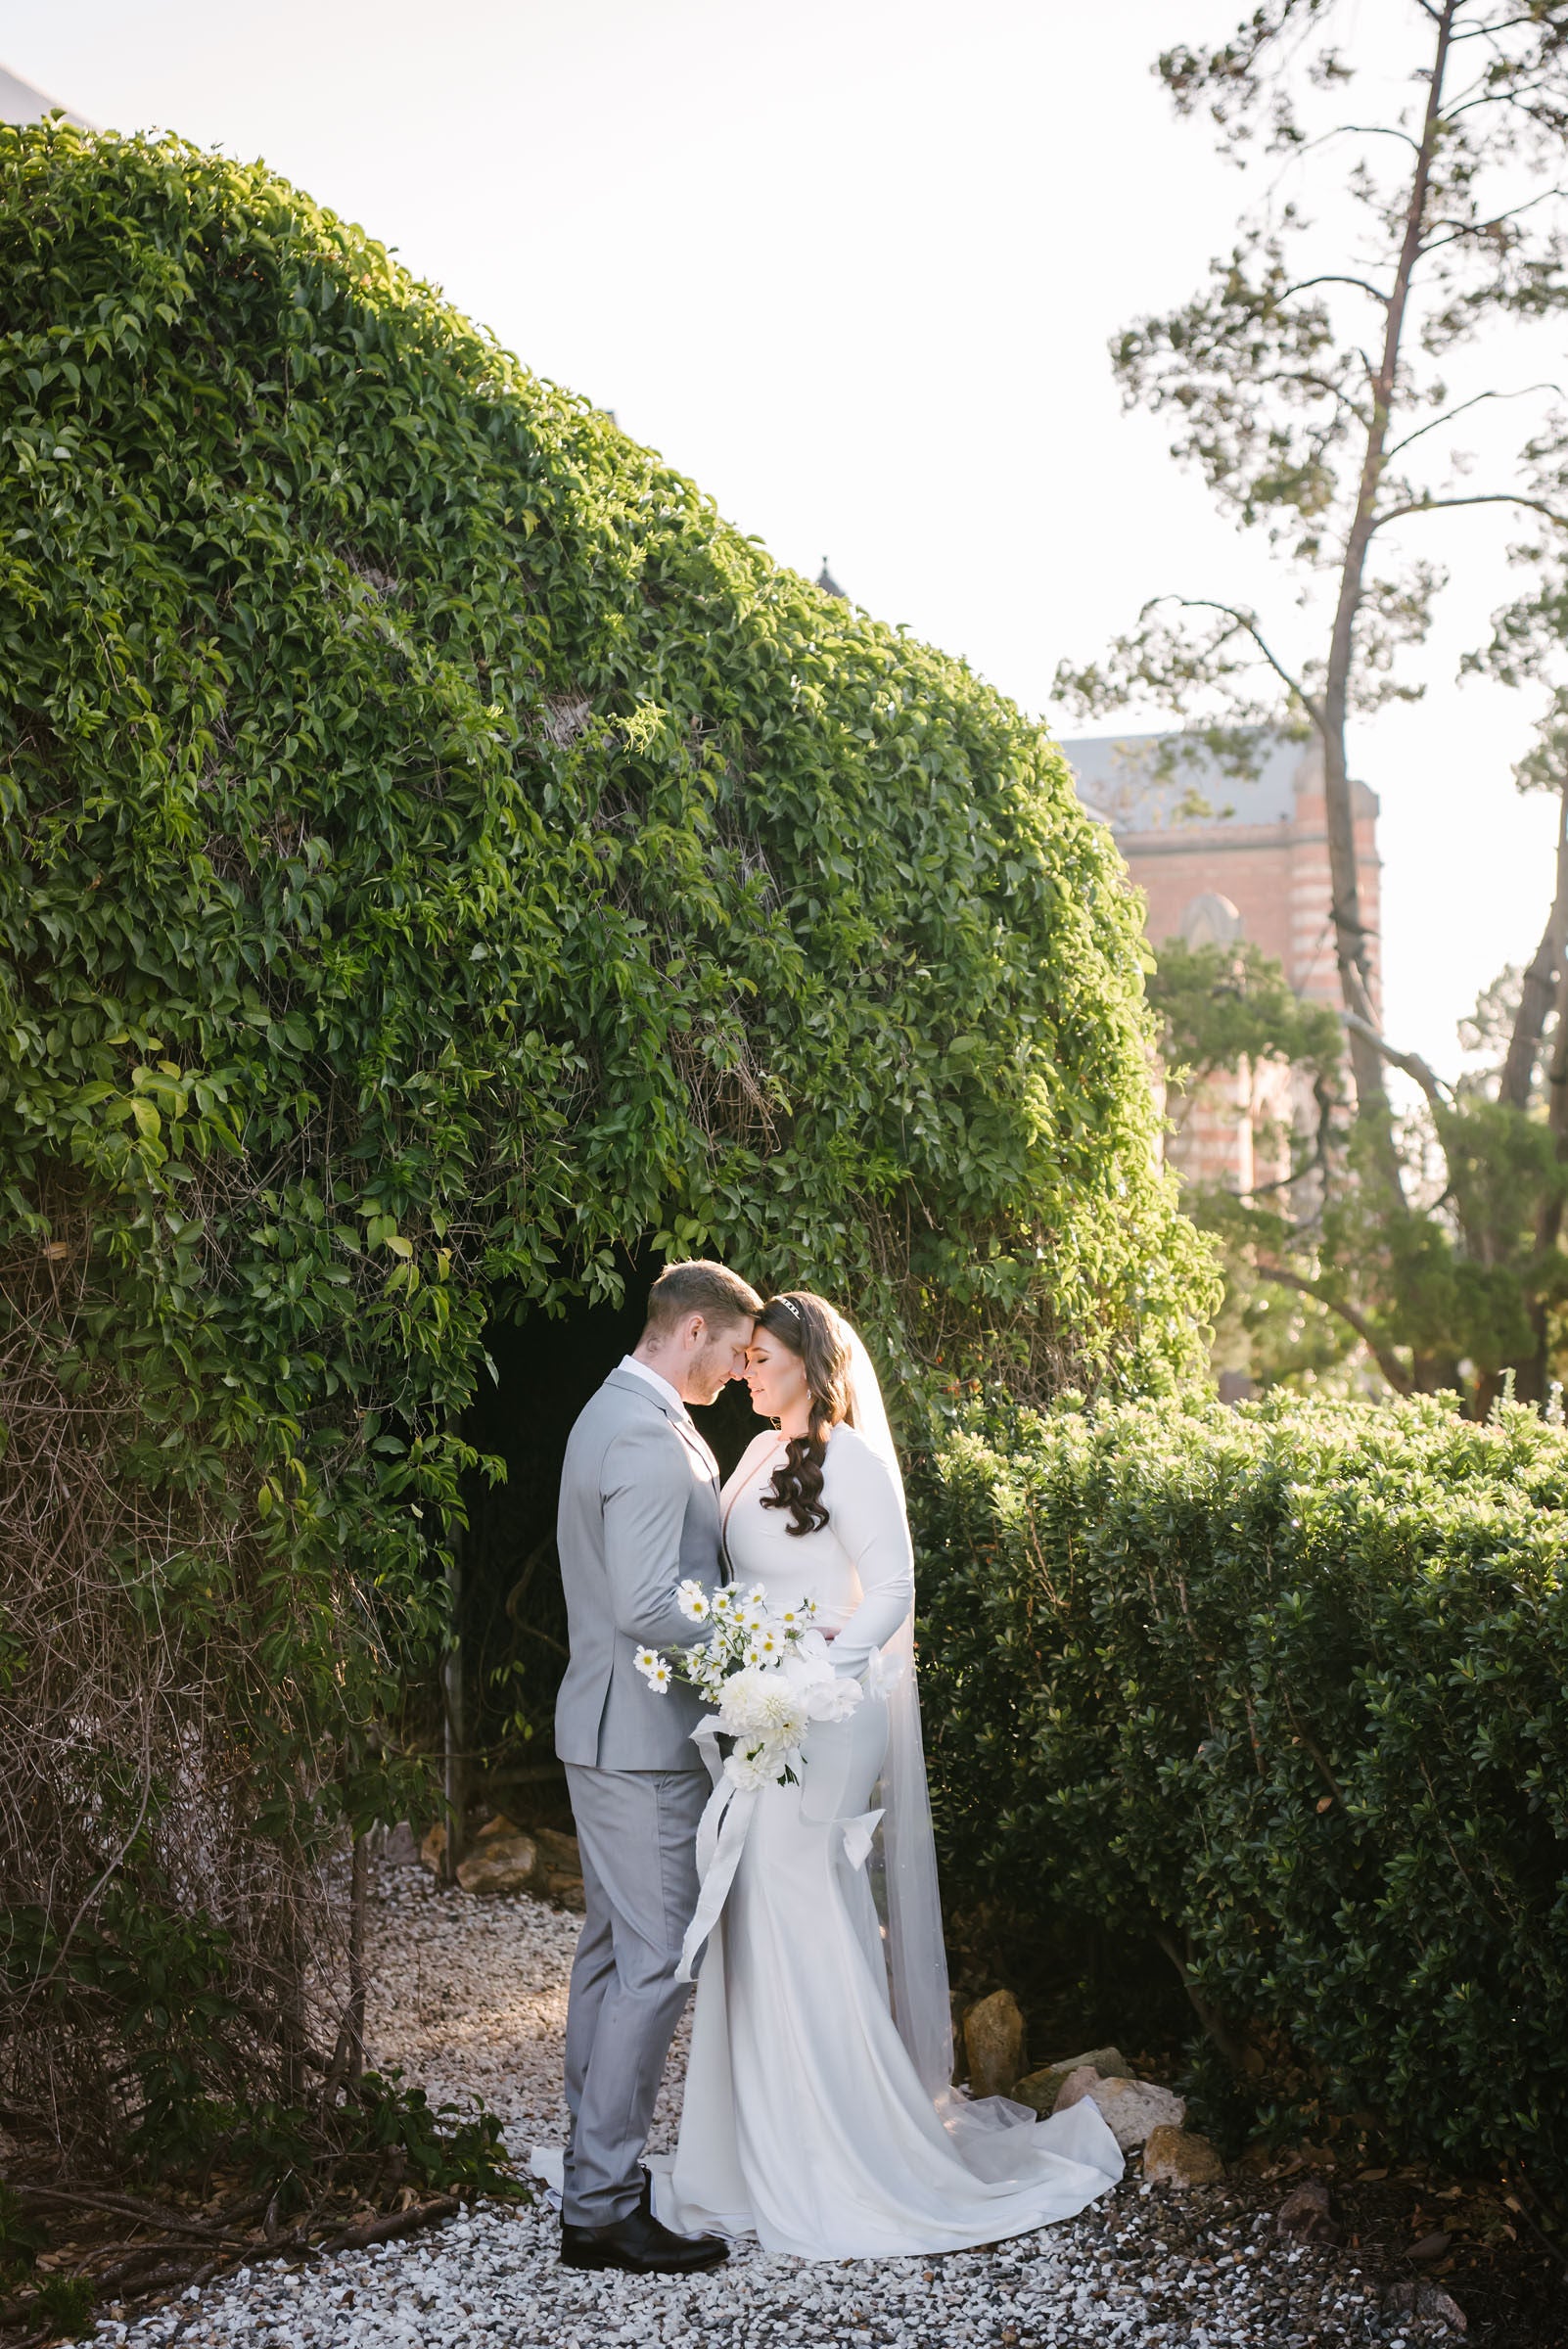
[620,1353,690,1420]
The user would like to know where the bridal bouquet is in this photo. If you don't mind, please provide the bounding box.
[634,1580,862,1791]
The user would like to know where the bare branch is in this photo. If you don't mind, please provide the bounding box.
[1156,595,1327,731]
[1418,183,1568,251]
[1254,1260,1415,1394]
[1297,121,1424,158]
[1450,75,1568,116]
[1280,272,1393,308]
[1339,1009,1451,1106]
[1371,492,1568,534]
[1386,383,1564,460]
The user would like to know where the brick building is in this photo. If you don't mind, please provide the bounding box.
[1060,730,1381,1195]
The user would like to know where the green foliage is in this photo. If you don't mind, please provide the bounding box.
[0,2184,41,2268]
[1056,2,1568,1216]
[913,1390,1568,2188]
[0,119,1212,2172]
[5,1893,254,2169]
[36,2274,97,2334]
[1148,937,1341,1099]
[1144,929,1568,1405]
[1335,1098,1568,1385]
[0,117,1204,1426]
[220,2070,518,2212]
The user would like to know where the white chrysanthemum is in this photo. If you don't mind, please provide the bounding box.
[646,1659,671,1692]
[804,1673,863,1723]
[716,1666,803,1740]
[750,1627,785,1662]
[724,1744,775,1794]
[676,1579,712,1622]
[778,1645,865,1723]
[710,1588,735,1618]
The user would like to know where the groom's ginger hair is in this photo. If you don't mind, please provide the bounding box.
[641,1260,762,1337]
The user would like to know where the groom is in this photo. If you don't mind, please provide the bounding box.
[554,1258,762,2274]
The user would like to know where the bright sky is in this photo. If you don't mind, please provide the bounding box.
[9,0,1556,1079]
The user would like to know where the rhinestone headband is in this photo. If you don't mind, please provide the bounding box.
[773,1295,803,1325]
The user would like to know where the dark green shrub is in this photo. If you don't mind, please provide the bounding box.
[36,2276,96,2336]
[0,117,1213,2170]
[913,1391,1568,2188]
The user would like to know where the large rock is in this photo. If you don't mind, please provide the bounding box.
[419,1820,446,1874]
[532,1825,585,1911]
[1051,2064,1105,2114]
[962,1990,1027,2100]
[1142,2124,1224,2186]
[1276,2179,1338,2243]
[382,1819,421,1866]
[1385,2281,1467,2334]
[1012,2046,1130,2115]
[475,1812,524,1844]
[456,1831,538,1895]
[1085,2075,1186,2150]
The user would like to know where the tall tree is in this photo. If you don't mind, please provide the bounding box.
[1466,537,1568,1393]
[1058,0,1568,1188]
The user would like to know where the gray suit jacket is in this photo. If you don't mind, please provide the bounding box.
[554,1366,723,1772]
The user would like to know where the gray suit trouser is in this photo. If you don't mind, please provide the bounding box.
[561,1762,710,2228]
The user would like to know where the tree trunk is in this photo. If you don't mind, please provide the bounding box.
[1315,0,1455,1191]
[326,1830,370,2095]
[440,1534,466,1887]
[1501,775,1568,1113]
[1518,864,1568,1405]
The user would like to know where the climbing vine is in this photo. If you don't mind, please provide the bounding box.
[0,118,1215,2171]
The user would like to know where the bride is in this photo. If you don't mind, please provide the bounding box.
[649,1291,1123,2258]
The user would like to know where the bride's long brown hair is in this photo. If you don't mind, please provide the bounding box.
[755,1292,855,1537]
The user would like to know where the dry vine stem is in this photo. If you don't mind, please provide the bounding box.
[0,2184,466,2342]
[0,1202,356,2169]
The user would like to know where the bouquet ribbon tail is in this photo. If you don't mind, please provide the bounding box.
[839,1808,885,1871]
[677,1766,757,1983]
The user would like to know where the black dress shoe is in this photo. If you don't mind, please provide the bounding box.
[560,2203,729,2274]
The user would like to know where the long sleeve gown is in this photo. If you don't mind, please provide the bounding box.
[652,1423,1123,2258]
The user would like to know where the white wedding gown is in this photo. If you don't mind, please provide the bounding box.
[649,1423,1123,2258]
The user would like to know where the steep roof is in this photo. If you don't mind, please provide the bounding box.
[1058,729,1307,833]
[0,65,92,128]
[1060,727,1379,833]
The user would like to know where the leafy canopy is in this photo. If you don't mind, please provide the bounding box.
[0,113,1218,1840]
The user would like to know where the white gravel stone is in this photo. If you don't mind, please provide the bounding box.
[82,1863,1456,2349]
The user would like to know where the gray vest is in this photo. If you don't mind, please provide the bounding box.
[554,1366,723,1772]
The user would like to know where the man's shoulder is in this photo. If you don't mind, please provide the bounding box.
[567,1372,675,1453]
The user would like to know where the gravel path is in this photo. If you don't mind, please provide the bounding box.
[86,1865,1460,2349]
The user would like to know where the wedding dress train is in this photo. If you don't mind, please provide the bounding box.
[649,1422,1123,2258]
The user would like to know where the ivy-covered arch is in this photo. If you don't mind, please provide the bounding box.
[0,121,1215,2167]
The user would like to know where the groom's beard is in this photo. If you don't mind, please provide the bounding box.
[688,1351,737,1406]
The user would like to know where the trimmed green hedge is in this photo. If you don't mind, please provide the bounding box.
[914,1392,1568,2188]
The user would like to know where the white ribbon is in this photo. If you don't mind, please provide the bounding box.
[840,1808,885,1870]
[676,1716,754,1983]
[676,1714,891,1981]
